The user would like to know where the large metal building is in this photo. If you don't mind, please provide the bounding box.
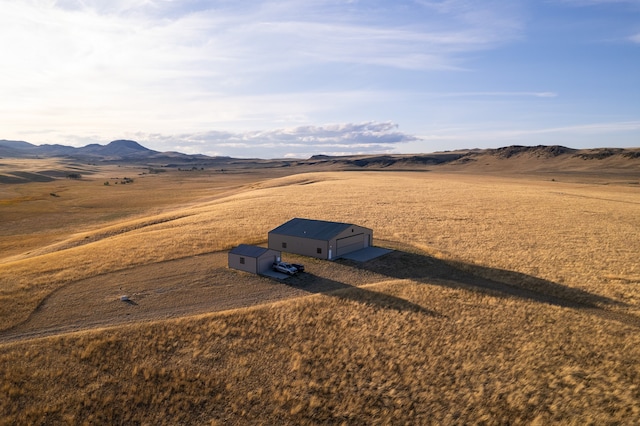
[228,244,281,274]
[268,218,372,260]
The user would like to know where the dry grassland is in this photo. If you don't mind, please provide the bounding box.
[2,281,640,424]
[1,164,639,423]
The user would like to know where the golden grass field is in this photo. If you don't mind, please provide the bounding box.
[1,156,639,424]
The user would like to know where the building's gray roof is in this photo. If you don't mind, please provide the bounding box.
[269,218,354,240]
[229,244,272,257]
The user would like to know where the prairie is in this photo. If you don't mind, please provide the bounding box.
[1,158,639,424]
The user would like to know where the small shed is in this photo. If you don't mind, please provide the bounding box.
[268,218,372,260]
[228,244,281,274]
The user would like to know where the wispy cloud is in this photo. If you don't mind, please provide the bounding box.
[0,0,525,152]
[0,0,524,92]
[432,91,558,98]
[556,0,640,5]
[412,120,640,146]
[517,120,640,135]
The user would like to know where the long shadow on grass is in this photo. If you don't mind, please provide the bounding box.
[337,249,640,328]
[282,273,443,318]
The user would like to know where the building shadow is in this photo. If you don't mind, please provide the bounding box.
[282,273,443,318]
[340,249,640,329]
[279,248,640,328]
[340,250,619,309]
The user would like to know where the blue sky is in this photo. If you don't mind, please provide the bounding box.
[1,0,638,158]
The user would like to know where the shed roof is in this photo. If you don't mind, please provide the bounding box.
[269,218,355,240]
[229,244,272,258]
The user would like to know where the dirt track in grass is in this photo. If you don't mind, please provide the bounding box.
[0,248,387,343]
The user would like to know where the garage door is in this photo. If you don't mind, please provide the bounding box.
[336,233,365,256]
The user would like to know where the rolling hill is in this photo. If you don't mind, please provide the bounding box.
[1,159,639,423]
[1,139,639,185]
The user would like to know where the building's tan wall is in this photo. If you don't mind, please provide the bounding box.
[268,234,329,259]
[228,253,258,273]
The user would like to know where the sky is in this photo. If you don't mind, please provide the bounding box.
[1,0,639,158]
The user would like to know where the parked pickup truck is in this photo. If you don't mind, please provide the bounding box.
[272,261,299,275]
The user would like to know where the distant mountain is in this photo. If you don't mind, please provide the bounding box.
[0,140,35,150]
[0,139,158,161]
[78,140,156,157]
[0,140,36,157]
[488,145,577,158]
[1,140,638,175]
[296,145,640,176]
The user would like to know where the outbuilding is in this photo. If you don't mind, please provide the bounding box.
[228,244,281,274]
[268,218,372,260]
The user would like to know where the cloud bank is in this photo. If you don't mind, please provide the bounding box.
[136,122,419,158]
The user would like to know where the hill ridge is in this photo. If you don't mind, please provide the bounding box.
[1,140,639,177]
